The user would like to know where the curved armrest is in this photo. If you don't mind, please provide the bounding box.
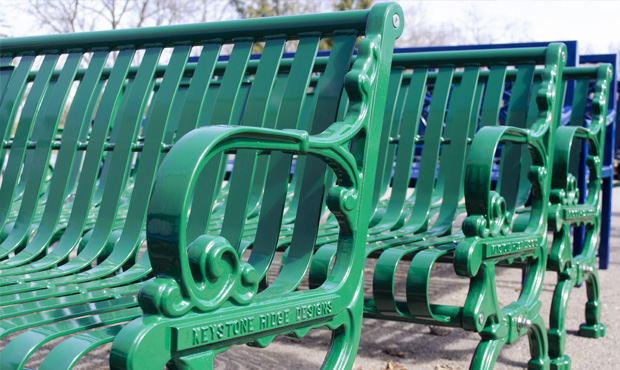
[551,126,602,206]
[142,123,364,317]
[578,64,614,135]
[455,125,549,278]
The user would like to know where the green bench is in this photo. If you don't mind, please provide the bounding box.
[0,64,155,268]
[114,46,569,370]
[0,58,251,273]
[310,54,612,369]
[0,7,611,370]
[547,64,613,369]
[302,46,566,369]
[0,3,404,369]
[359,57,612,370]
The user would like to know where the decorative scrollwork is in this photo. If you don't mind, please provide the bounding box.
[530,44,564,137]
[587,64,613,134]
[550,174,579,206]
[343,35,380,113]
[463,192,512,238]
[586,155,602,180]
[139,235,258,317]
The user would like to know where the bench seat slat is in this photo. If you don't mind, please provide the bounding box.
[1,53,83,261]
[0,55,59,240]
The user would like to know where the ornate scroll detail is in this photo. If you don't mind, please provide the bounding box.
[587,64,613,134]
[530,44,565,137]
[341,34,381,132]
[587,155,602,181]
[550,174,579,206]
[139,235,258,317]
[463,192,512,238]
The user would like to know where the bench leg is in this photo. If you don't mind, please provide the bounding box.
[471,311,550,370]
[527,313,551,370]
[468,262,550,370]
[322,280,364,370]
[548,274,573,370]
[578,268,606,338]
[470,334,507,370]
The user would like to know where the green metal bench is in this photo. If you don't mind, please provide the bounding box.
[302,45,567,369]
[306,51,612,369]
[364,54,613,370]
[0,62,243,273]
[0,54,336,276]
[0,3,404,369]
[0,10,607,370]
[0,50,329,307]
[111,46,567,370]
[546,64,613,369]
[0,65,153,269]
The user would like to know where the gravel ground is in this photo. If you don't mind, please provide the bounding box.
[3,188,619,369]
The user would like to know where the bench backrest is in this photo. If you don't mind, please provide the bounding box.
[366,47,566,239]
[73,4,405,369]
[0,5,403,273]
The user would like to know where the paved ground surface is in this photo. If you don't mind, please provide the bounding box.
[3,188,619,369]
[211,187,620,370]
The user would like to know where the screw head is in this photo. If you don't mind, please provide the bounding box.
[392,14,400,29]
[516,314,532,330]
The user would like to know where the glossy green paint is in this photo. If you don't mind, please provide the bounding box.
[346,45,566,370]
[0,11,606,370]
[110,3,404,369]
[0,3,404,369]
[546,64,612,369]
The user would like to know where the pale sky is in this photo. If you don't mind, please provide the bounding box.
[2,0,619,55]
[398,0,620,54]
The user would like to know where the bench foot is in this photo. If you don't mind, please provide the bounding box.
[549,355,571,370]
[528,359,552,370]
[322,278,364,370]
[578,322,605,338]
[579,268,605,339]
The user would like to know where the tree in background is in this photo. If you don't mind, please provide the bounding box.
[25,0,220,34]
[230,0,304,18]
[397,2,531,47]
[334,0,372,11]
[229,0,371,19]
[0,14,8,37]
[4,0,529,48]
[454,4,531,45]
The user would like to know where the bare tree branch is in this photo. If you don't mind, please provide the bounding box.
[22,0,225,35]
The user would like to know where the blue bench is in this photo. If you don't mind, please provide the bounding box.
[577,53,617,269]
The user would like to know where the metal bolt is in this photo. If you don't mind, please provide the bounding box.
[582,265,594,274]
[517,314,532,331]
[478,313,484,325]
[392,14,400,29]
